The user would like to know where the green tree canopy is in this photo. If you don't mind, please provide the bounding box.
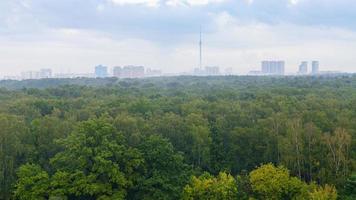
[182,172,238,200]
[130,135,190,200]
[249,163,309,200]
[49,119,143,199]
[14,164,49,200]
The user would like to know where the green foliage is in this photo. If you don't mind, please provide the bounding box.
[309,184,337,200]
[49,119,144,199]
[0,76,355,199]
[341,173,356,199]
[29,116,74,169]
[249,164,309,200]
[14,164,49,200]
[130,135,190,200]
[0,114,28,200]
[182,172,238,200]
[236,170,252,200]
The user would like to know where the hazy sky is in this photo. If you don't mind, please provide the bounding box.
[1,0,356,76]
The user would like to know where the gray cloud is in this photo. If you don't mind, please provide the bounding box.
[0,0,355,76]
[2,0,356,39]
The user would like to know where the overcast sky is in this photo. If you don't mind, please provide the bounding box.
[1,0,356,76]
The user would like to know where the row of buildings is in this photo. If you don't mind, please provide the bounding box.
[249,61,285,76]
[298,61,319,75]
[193,66,220,76]
[3,65,161,80]
[95,65,162,79]
[20,69,52,80]
[261,61,285,75]
[249,60,321,76]
[192,66,233,76]
[1,61,331,80]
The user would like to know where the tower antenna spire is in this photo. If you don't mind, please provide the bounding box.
[199,26,202,70]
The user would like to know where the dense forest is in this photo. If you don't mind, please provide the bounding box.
[0,75,355,200]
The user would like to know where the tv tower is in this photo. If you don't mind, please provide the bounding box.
[199,26,202,70]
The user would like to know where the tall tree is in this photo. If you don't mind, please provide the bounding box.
[281,118,304,179]
[324,128,352,185]
[0,114,28,200]
[130,135,190,200]
[185,113,211,169]
[49,119,143,199]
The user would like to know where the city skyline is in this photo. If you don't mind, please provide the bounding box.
[4,59,348,80]
[1,0,356,76]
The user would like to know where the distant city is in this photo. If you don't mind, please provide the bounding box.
[1,66,163,80]
[0,29,349,81]
[0,61,349,81]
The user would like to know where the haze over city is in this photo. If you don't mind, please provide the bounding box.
[1,0,356,76]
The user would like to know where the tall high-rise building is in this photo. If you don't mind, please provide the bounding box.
[312,61,319,75]
[95,65,108,78]
[298,61,308,75]
[261,61,269,74]
[277,61,285,75]
[261,61,285,75]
